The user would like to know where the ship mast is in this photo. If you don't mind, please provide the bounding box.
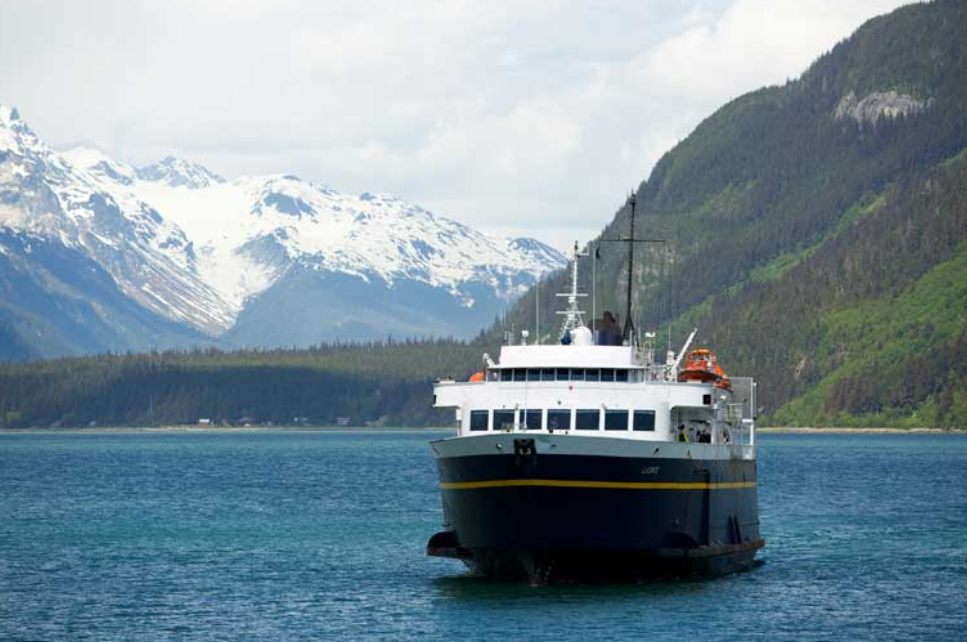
[596,192,664,346]
[624,193,636,342]
[557,241,587,342]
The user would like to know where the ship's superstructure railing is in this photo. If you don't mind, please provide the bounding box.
[441,238,757,447]
[498,337,688,384]
[438,361,757,445]
[729,376,756,446]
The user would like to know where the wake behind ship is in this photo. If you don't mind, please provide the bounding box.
[426,221,764,583]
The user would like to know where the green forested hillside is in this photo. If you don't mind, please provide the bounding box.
[495,0,967,427]
[0,339,494,428]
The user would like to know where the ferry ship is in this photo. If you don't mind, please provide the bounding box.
[427,216,764,582]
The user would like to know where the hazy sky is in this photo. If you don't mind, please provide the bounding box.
[0,0,912,251]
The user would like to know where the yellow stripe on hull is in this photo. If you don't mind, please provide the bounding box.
[440,479,756,490]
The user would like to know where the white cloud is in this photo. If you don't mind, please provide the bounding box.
[636,0,912,106]
[0,0,914,252]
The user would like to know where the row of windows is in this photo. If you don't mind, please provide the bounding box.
[468,408,655,432]
[494,368,636,383]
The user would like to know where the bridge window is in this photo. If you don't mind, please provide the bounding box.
[469,410,489,431]
[547,409,571,431]
[605,409,629,430]
[633,410,655,432]
[498,367,635,384]
[493,410,515,431]
[524,409,543,430]
[575,409,599,430]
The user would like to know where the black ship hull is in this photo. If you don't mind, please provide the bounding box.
[427,435,763,583]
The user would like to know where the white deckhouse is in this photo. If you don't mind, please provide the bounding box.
[433,242,756,448]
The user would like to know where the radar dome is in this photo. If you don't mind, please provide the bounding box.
[571,326,593,346]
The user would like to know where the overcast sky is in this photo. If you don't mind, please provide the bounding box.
[0,0,913,251]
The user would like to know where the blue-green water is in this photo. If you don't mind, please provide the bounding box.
[1,431,965,641]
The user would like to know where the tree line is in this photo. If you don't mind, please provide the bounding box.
[0,339,495,428]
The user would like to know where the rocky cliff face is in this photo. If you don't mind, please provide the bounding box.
[834,90,930,126]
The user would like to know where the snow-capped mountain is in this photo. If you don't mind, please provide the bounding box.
[0,103,565,358]
[0,107,235,336]
[136,156,225,188]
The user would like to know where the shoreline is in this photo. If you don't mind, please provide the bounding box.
[759,426,964,434]
[0,426,456,434]
[0,425,963,434]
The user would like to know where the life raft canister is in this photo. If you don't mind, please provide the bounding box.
[678,348,733,392]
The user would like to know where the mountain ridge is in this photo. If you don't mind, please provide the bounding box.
[0,104,565,359]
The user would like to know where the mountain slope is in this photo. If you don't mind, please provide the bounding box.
[0,229,208,360]
[136,156,225,188]
[120,173,563,320]
[0,110,236,335]
[496,0,967,427]
[0,105,565,358]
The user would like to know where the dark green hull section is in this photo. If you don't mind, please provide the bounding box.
[429,443,763,582]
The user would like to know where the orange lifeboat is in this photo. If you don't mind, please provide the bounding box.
[468,370,486,383]
[679,349,733,392]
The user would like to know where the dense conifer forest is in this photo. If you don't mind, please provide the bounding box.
[0,340,494,428]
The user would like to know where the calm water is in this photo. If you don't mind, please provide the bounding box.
[1,431,965,641]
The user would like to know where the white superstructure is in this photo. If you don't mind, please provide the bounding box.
[433,242,756,446]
